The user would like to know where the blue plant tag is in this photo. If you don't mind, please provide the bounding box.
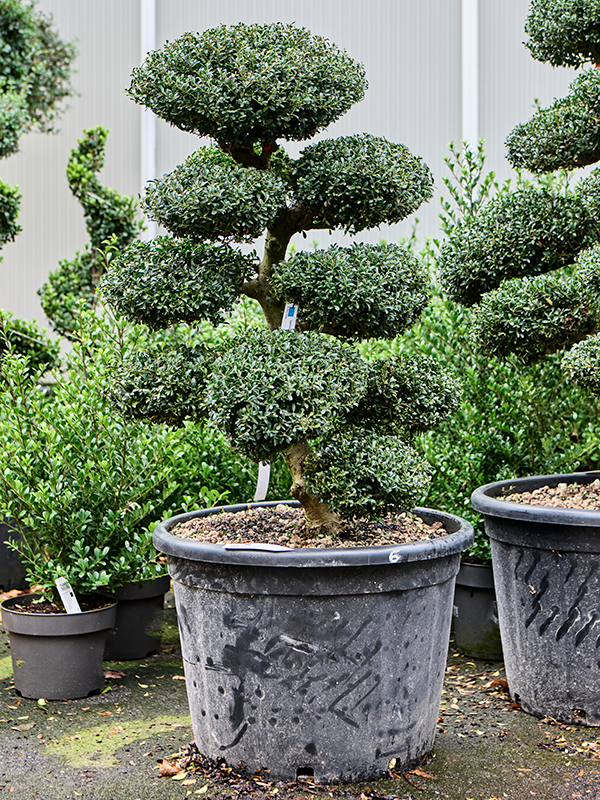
[280,303,298,330]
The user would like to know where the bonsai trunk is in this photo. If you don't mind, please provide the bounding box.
[283,440,342,536]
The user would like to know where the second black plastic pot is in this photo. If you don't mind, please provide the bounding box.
[104,575,171,660]
[153,501,473,783]
[452,562,502,661]
[472,471,600,725]
[1,594,116,700]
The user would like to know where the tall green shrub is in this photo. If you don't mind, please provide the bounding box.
[102,23,458,536]
[39,127,144,337]
[440,2,600,397]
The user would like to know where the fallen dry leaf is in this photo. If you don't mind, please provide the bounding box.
[172,675,186,681]
[104,670,125,679]
[483,678,509,691]
[11,723,35,731]
[158,759,183,777]
[406,767,434,779]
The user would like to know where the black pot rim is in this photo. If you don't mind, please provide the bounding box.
[153,500,474,568]
[471,471,600,526]
[0,592,116,617]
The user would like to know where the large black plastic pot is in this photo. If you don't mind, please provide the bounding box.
[472,471,600,725]
[104,575,170,660]
[1,594,116,700]
[153,501,473,783]
[452,562,502,661]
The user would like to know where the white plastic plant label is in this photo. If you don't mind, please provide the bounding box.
[222,542,294,552]
[280,302,298,330]
[253,460,271,502]
[55,577,82,614]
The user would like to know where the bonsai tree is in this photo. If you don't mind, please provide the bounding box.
[102,22,459,538]
[439,1,600,391]
[39,126,144,337]
[0,0,75,260]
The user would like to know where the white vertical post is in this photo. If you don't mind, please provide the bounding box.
[461,0,479,149]
[140,0,157,240]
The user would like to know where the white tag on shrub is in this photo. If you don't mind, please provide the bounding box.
[280,303,299,330]
[55,577,82,614]
[254,461,271,502]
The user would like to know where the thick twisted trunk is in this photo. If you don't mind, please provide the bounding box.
[283,440,342,536]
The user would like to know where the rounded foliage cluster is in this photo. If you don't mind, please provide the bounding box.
[143,146,287,242]
[101,237,255,329]
[0,0,75,133]
[0,177,20,245]
[108,340,210,428]
[525,0,600,67]
[563,330,600,393]
[439,188,599,305]
[207,330,369,461]
[0,89,25,158]
[304,431,432,518]
[38,249,98,338]
[472,264,600,362]
[506,70,600,172]
[270,242,430,339]
[0,310,60,374]
[346,353,460,435]
[291,134,433,233]
[127,23,366,147]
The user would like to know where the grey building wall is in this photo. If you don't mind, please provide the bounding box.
[0,0,582,324]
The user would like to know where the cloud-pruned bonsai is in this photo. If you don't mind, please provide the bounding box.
[0,0,75,258]
[102,23,458,537]
[439,1,600,393]
[39,126,144,337]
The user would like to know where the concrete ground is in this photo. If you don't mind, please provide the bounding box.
[0,594,599,800]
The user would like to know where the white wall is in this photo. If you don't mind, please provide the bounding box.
[0,0,582,323]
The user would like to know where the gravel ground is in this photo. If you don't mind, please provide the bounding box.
[0,594,599,800]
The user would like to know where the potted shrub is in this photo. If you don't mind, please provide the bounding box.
[409,142,600,660]
[440,0,600,724]
[0,0,75,591]
[101,23,473,782]
[0,311,187,696]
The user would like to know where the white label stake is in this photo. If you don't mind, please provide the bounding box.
[254,460,271,502]
[55,577,82,614]
[252,302,300,503]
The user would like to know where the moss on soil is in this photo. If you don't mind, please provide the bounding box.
[44,712,192,768]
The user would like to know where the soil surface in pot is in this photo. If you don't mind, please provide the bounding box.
[6,596,113,614]
[172,503,449,548]
[503,479,600,510]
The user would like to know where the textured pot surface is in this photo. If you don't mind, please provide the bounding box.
[452,562,502,661]
[154,502,473,782]
[1,594,116,700]
[472,472,600,724]
[104,575,170,661]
